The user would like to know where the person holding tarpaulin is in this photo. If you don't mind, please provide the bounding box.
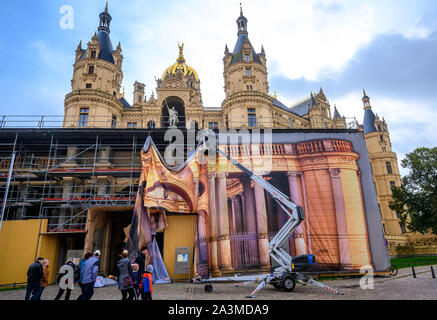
[135,246,151,277]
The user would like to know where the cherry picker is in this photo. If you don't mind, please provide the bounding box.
[196,140,343,298]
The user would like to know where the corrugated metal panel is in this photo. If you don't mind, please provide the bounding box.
[0,219,59,286]
[37,232,60,284]
[163,215,197,280]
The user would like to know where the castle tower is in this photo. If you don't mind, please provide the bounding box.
[64,3,125,128]
[222,5,271,129]
[133,81,145,106]
[362,90,405,236]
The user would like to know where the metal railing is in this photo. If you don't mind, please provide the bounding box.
[0,115,360,130]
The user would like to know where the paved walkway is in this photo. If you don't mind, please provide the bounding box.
[2,265,436,300]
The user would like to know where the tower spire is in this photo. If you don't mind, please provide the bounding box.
[236,3,248,36]
[362,88,371,110]
[98,2,112,33]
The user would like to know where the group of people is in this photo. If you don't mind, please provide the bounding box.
[117,246,153,301]
[25,246,153,301]
[25,257,49,300]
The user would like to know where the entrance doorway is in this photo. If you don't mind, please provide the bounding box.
[107,211,132,276]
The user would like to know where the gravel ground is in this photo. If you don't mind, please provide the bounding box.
[2,265,436,301]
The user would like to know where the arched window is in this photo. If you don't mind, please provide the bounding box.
[147,120,155,129]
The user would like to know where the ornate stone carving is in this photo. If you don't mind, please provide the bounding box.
[301,157,327,166]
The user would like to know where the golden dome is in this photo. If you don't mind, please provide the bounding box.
[162,43,199,81]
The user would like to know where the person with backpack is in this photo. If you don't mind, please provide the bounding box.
[139,265,153,301]
[54,259,77,300]
[116,250,136,301]
[80,250,101,300]
[76,252,92,300]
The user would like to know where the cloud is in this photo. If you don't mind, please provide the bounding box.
[106,0,437,109]
[29,40,71,71]
[270,30,437,106]
[332,93,437,176]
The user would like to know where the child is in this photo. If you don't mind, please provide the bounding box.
[139,265,153,300]
[131,263,140,300]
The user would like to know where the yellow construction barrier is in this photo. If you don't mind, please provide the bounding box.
[0,219,59,287]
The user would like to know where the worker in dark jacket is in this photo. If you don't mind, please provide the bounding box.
[25,257,44,300]
[54,259,77,301]
[134,246,151,276]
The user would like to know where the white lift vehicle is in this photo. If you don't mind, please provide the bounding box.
[195,144,343,298]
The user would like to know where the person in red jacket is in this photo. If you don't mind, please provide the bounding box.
[139,265,153,300]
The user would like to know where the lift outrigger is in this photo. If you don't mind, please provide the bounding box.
[195,141,343,298]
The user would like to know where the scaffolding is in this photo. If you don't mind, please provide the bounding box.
[0,123,360,235]
[0,114,360,130]
[0,129,161,233]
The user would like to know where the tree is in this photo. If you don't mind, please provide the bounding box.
[389,147,437,234]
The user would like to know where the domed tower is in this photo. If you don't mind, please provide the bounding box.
[362,89,405,237]
[64,2,125,128]
[222,5,271,129]
[155,43,203,129]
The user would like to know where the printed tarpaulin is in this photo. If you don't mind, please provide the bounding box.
[126,136,209,277]
[127,134,390,275]
[150,237,171,284]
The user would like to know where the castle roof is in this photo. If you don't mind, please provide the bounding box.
[162,44,199,81]
[120,97,131,108]
[230,33,262,65]
[97,30,115,64]
[363,108,377,134]
[333,105,342,119]
[289,96,315,117]
[229,5,262,66]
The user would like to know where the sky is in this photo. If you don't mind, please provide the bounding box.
[0,0,436,176]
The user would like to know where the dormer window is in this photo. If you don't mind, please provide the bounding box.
[91,51,96,59]
[245,54,250,62]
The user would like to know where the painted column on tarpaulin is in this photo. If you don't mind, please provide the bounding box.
[253,176,271,270]
[216,173,233,272]
[287,171,306,256]
[329,168,352,268]
[207,172,221,276]
[241,176,259,267]
[194,163,209,277]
